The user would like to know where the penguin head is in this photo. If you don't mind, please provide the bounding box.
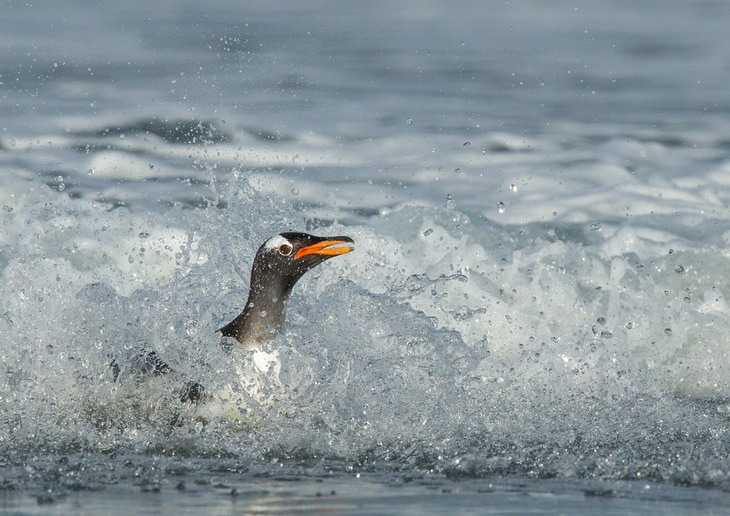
[250,232,355,294]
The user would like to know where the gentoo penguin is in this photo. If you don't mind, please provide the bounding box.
[218,232,355,347]
[112,232,355,405]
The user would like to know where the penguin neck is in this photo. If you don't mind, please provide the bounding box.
[227,279,294,349]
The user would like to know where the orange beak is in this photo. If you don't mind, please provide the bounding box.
[294,238,355,260]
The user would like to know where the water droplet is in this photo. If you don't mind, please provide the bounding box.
[596,317,606,325]
[291,188,299,196]
[423,228,433,237]
[674,265,685,273]
[625,322,634,329]
[57,182,65,191]
[497,202,505,214]
[120,134,125,140]
[601,331,613,339]
[2,205,12,213]
[406,118,413,125]
[463,141,471,147]
[446,194,456,209]
[590,222,602,231]
[510,184,517,193]
[664,328,672,336]
[138,232,150,239]
[683,296,691,304]
[127,255,134,263]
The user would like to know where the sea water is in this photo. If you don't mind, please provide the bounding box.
[1,0,730,513]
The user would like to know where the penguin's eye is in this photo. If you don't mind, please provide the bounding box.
[277,243,293,256]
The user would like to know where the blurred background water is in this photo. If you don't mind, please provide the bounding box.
[2,0,730,512]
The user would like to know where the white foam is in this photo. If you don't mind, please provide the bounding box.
[1,130,729,479]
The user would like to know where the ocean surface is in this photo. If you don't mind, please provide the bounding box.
[2,0,730,513]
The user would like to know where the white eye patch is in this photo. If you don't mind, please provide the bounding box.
[263,235,293,252]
